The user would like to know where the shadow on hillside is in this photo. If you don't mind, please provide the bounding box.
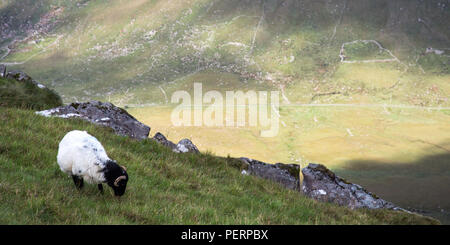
[7,0,450,104]
[333,146,450,223]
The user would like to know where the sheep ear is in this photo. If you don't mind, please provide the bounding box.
[121,165,127,171]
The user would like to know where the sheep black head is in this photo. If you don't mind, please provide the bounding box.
[104,160,128,196]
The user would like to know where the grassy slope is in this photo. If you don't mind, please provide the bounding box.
[0,0,448,224]
[2,0,448,105]
[0,77,62,110]
[0,107,440,224]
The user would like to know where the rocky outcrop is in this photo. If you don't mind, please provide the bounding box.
[6,70,33,82]
[36,101,150,140]
[236,160,404,211]
[0,65,6,78]
[152,132,200,154]
[152,132,178,151]
[301,163,401,210]
[239,158,300,191]
[1,68,47,88]
[1,6,64,57]
[176,139,200,153]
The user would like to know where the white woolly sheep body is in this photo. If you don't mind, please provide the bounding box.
[57,130,129,196]
[57,130,110,184]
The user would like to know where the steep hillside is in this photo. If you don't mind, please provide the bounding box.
[1,0,449,224]
[0,75,62,110]
[1,0,448,105]
[0,106,440,224]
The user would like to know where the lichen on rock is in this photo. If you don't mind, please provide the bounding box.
[301,163,403,210]
[152,132,200,154]
[36,100,150,139]
[239,158,300,191]
[152,132,178,151]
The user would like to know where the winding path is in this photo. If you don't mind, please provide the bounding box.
[0,35,63,66]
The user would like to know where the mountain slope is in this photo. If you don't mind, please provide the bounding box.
[1,0,448,105]
[0,106,440,224]
[0,0,449,224]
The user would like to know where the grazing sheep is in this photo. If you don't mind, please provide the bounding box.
[57,130,128,196]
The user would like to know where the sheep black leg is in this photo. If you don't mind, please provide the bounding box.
[98,184,104,194]
[72,175,84,189]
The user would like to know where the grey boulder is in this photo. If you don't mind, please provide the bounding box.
[36,100,150,140]
[2,68,47,88]
[152,132,199,154]
[176,138,200,153]
[239,158,300,191]
[6,70,37,84]
[301,163,400,210]
[152,132,178,151]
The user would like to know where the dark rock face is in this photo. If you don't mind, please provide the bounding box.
[6,70,35,84]
[0,65,6,78]
[152,132,178,151]
[176,138,200,153]
[240,158,300,191]
[4,69,47,89]
[36,101,150,140]
[301,163,399,210]
[152,132,199,153]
